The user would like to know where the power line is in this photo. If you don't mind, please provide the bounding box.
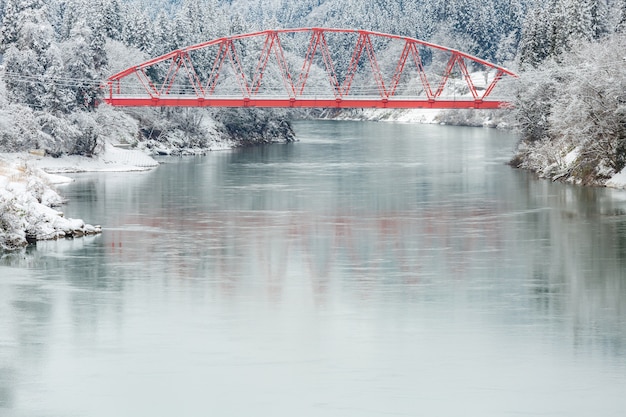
[1,71,104,88]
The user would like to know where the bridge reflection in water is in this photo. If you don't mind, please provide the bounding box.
[104,205,502,300]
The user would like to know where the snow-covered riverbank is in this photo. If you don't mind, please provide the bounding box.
[27,142,160,173]
[0,145,164,250]
[330,107,626,190]
[322,107,510,128]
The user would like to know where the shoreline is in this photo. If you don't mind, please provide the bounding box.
[3,118,626,251]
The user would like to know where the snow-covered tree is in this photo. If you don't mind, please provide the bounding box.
[0,0,45,51]
[518,0,610,67]
[513,31,626,183]
[101,0,123,40]
[61,20,103,110]
[2,3,52,109]
[151,10,174,57]
[518,6,553,67]
[121,4,153,52]
[41,43,75,112]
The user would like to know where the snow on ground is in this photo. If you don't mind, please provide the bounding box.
[606,169,626,189]
[360,108,442,124]
[328,108,442,124]
[25,143,159,173]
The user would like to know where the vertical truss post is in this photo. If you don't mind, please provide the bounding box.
[159,52,205,97]
[251,32,274,95]
[179,52,206,97]
[389,41,410,97]
[160,56,183,95]
[206,41,229,95]
[272,33,297,98]
[107,81,118,98]
[389,40,435,99]
[251,31,296,98]
[409,43,434,100]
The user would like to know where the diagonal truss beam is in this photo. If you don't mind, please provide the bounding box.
[251,31,296,97]
[316,30,342,99]
[389,41,436,99]
[432,53,486,100]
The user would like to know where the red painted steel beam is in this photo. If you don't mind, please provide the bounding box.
[103,97,511,109]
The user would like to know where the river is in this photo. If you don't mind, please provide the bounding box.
[1,120,626,416]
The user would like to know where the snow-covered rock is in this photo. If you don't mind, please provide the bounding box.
[0,157,101,251]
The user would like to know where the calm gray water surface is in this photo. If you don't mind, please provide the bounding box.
[1,120,626,416]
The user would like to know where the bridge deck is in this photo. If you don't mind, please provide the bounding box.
[104,97,510,109]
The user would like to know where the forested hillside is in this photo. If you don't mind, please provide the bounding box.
[0,0,295,156]
[1,0,626,186]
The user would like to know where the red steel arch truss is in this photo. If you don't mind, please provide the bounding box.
[104,28,517,109]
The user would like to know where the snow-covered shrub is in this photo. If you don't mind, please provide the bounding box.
[548,36,626,176]
[0,104,40,152]
[68,111,102,156]
[33,111,103,157]
[36,112,80,156]
[512,63,560,143]
[437,109,514,128]
[0,191,27,250]
[94,104,140,146]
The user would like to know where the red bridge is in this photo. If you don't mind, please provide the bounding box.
[104,28,517,110]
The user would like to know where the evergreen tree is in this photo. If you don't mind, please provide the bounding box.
[2,2,51,109]
[84,2,109,70]
[59,0,81,40]
[41,43,76,113]
[102,0,123,40]
[619,0,626,31]
[4,47,47,108]
[518,5,553,67]
[62,20,103,110]
[517,0,607,67]
[121,4,153,52]
[0,0,45,51]
[563,0,604,42]
[151,10,174,57]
